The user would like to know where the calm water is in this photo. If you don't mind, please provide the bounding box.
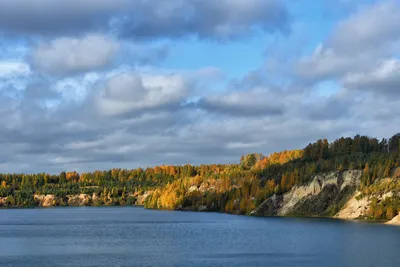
[0,207,399,267]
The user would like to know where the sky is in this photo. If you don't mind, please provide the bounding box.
[0,0,400,173]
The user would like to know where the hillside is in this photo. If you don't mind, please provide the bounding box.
[1,134,400,224]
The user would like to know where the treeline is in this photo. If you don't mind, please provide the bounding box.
[261,135,400,187]
[0,165,215,207]
[1,134,400,221]
[146,134,400,220]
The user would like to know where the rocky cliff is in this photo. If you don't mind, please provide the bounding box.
[30,192,149,207]
[251,170,363,217]
[386,214,400,225]
[250,170,400,224]
[2,169,399,225]
[335,192,370,220]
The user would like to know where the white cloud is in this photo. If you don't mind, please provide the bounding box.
[1,0,400,173]
[31,35,119,75]
[296,45,373,82]
[343,59,400,93]
[94,72,188,116]
[328,0,400,54]
[197,87,285,116]
[0,61,31,78]
[296,1,400,86]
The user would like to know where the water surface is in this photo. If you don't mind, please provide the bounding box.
[0,207,399,267]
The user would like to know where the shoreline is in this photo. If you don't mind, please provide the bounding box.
[1,204,398,226]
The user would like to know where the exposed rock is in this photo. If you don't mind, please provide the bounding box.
[34,194,55,207]
[68,194,90,206]
[288,184,340,216]
[386,213,400,225]
[33,192,150,207]
[251,171,362,217]
[188,186,199,193]
[136,191,151,205]
[340,170,363,190]
[335,192,370,220]
[381,191,393,201]
[0,197,7,206]
[199,184,215,193]
[250,194,283,216]
[278,179,321,216]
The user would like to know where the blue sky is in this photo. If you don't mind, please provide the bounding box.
[159,1,336,81]
[0,0,399,173]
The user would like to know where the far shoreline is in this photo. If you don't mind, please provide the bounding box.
[1,205,398,226]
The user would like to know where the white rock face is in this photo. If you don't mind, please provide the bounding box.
[188,186,198,193]
[341,170,362,190]
[335,192,370,220]
[34,194,55,207]
[278,181,321,216]
[0,197,7,206]
[277,170,362,216]
[382,191,393,201]
[136,191,151,205]
[386,214,400,225]
[68,194,91,206]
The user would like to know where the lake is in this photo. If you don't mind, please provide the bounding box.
[0,207,399,267]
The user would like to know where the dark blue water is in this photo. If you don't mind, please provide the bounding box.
[0,207,399,267]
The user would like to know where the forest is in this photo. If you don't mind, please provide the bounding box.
[1,133,400,221]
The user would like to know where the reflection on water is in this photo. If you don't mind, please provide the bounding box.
[0,207,399,267]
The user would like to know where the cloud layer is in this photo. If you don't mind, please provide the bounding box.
[0,0,399,173]
[30,35,119,75]
[0,0,289,40]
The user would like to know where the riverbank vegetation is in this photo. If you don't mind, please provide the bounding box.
[1,134,400,221]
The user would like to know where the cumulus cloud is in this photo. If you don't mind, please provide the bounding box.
[296,0,400,86]
[300,95,352,121]
[0,71,399,173]
[295,45,373,83]
[0,61,31,78]
[327,0,400,54]
[0,0,400,174]
[93,72,189,117]
[343,59,400,94]
[196,88,285,117]
[30,35,119,75]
